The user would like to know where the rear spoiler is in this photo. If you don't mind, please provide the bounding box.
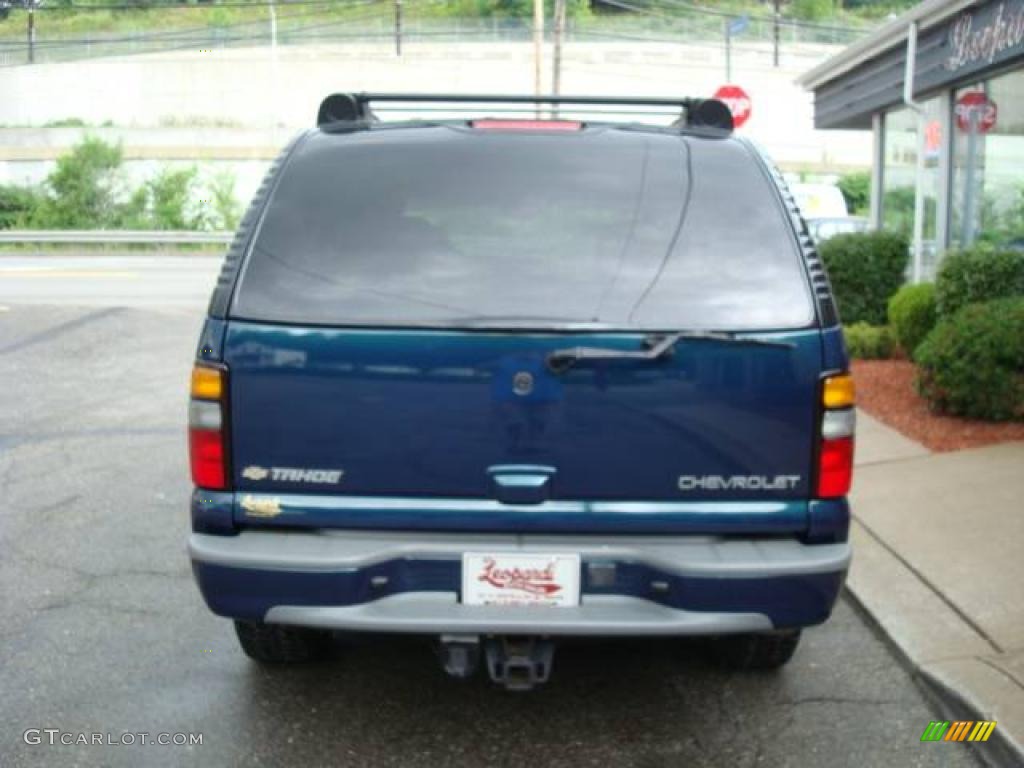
[316,93,734,133]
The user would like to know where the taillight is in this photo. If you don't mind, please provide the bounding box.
[470,119,583,131]
[189,363,229,490]
[817,373,855,498]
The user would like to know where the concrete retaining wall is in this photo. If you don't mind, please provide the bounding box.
[0,40,870,171]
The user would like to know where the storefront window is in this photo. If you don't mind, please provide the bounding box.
[880,98,943,277]
[951,69,1024,250]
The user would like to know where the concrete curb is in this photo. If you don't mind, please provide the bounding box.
[917,663,1023,768]
[844,574,1024,767]
[843,518,1019,768]
[847,426,1024,767]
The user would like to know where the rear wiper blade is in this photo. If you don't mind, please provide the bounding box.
[546,331,795,373]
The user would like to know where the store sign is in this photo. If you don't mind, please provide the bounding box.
[955,92,998,133]
[811,0,1022,130]
[924,120,943,159]
[713,85,752,129]
[945,1,1024,72]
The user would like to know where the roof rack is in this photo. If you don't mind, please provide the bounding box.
[316,93,734,133]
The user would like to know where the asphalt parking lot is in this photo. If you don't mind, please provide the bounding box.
[0,260,985,767]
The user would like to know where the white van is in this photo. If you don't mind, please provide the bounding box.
[790,184,849,220]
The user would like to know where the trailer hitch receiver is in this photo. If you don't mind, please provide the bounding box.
[483,637,556,692]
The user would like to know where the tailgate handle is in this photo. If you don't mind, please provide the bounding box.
[488,465,556,505]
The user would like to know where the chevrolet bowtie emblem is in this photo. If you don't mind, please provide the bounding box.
[240,495,282,518]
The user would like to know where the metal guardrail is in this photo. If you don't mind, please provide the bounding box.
[0,230,233,245]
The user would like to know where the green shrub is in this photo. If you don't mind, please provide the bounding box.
[935,245,1024,316]
[0,184,44,229]
[916,298,1024,421]
[43,117,88,128]
[9,137,240,232]
[843,323,895,360]
[438,0,589,18]
[888,282,936,357]
[820,231,909,325]
[28,136,137,229]
[208,172,241,231]
[791,0,834,21]
[880,186,915,238]
[837,171,870,215]
[147,166,205,230]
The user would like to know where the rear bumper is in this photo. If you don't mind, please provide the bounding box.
[189,530,850,635]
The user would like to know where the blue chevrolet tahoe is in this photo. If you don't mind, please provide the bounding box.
[188,94,855,690]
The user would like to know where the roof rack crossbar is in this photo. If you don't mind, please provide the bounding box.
[316,93,734,133]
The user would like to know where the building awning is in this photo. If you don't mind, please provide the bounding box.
[798,0,1024,129]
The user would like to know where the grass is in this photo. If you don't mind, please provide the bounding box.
[0,1,386,39]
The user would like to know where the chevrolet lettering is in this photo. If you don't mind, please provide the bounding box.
[678,475,803,491]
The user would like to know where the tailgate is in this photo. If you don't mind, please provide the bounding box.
[225,323,822,522]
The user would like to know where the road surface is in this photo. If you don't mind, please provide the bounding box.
[0,257,986,767]
[0,254,220,307]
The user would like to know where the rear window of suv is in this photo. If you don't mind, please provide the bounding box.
[232,126,815,330]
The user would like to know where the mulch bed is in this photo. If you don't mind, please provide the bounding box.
[851,359,1024,452]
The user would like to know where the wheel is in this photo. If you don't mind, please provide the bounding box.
[710,629,801,671]
[233,620,332,663]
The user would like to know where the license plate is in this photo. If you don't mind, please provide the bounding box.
[462,553,581,607]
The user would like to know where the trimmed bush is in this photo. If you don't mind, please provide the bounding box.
[843,323,896,360]
[935,245,1024,317]
[916,298,1024,421]
[888,282,937,357]
[819,231,909,325]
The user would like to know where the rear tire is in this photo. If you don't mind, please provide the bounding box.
[234,620,332,664]
[710,629,801,671]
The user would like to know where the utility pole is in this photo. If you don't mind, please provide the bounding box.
[552,0,566,109]
[532,0,543,109]
[270,0,280,127]
[772,0,780,68]
[269,0,277,51]
[27,0,36,65]
[394,0,402,56]
[724,19,731,83]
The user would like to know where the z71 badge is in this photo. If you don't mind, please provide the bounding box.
[241,465,344,484]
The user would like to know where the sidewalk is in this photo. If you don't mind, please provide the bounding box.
[850,410,1024,763]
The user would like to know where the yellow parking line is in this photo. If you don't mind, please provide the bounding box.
[0,270,139,278]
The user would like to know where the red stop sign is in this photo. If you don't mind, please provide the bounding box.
[955,92,997,134]
[713,85,752,129]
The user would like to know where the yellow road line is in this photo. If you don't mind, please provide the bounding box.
[0,270,140,278]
